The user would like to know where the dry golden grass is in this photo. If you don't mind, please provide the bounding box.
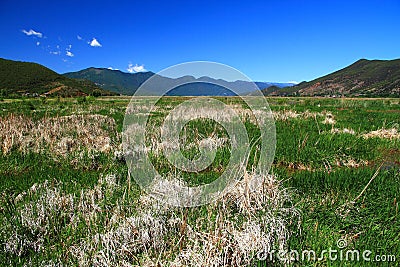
[363,128,400,139]
[0,114,118,155]
[2,171,300,266]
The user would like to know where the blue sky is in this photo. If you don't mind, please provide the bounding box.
[0,0,399,82]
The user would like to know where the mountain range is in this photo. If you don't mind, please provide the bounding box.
[1,57,399,98]
[63,68,294,96]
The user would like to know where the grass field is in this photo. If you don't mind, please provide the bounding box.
[0,96,399,266]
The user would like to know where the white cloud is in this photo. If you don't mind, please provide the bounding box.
[89,38,102,47]
[107,67,119,70]
[22,29,43,38]
[50,51,60,55]
[65,45,74,57]
[77,35,83,40]
[287,81,299,84]
[36,41,40,46]
[127,63,147,73]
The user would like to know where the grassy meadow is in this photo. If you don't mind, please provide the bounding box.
[0,96,399,266]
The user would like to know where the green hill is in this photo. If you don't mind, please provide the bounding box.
[0,58,115,97]
[271,59,400,97]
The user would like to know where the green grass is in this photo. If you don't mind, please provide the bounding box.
[0,96,399,266]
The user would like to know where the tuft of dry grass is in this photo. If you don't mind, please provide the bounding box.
[331,128,356,135]
[335,157,368,168]
[1,174,119,260]
[269,110,336,125]
[362,128,400,139]
[168,172,300,267]
[0,114,118,155]
[321,112,336,125]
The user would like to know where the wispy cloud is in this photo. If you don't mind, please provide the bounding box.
[66,44,74,57]
[108,67,119,71]
[50,51,61,55]
[89,38,102,47]
[36,41,40,46]
[127,63,147,73]
[22,29,43,38]
[77,35,83,40]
